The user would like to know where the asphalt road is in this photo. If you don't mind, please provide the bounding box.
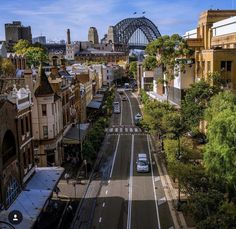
[78,89,174,229]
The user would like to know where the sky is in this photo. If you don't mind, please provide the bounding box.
[0,0,235,42]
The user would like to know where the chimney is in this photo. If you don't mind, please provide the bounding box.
[67,29,71,44]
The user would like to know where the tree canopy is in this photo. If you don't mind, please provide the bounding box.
[13,39,48,67]
[181,80,214,132]
[144,34,193,100]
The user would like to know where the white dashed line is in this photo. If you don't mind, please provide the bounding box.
[155,176,160,182]
[102,202,105,207]
[105,190,108,195]
[99,217,102,223]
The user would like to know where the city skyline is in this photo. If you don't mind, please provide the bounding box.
[0,0,235,42]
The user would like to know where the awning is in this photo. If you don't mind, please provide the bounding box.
[0,167,64,229]
[62,123,89,145]
[87,100,102,109]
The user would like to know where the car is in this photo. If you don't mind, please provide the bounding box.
[136,153,150,173]
[118,91,124,95]
[134,113,142,124]
[113,102,121,114]
[122,96,127,101]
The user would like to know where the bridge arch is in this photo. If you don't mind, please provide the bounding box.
[112,17,161,48]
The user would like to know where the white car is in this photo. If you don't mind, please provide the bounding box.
[134,113,142,124]
[136,153,150,173]
[113,102,121,114]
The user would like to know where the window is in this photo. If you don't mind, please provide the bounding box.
[221,61,232,72]
[21,119,24,135]
[227,61,232,72]
[43,126,48,139]
[42,104,47,116]
[5,176,20,207]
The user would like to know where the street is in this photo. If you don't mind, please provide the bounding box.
[72,90,174,229]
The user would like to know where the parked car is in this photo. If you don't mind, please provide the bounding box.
[136,153,150,173]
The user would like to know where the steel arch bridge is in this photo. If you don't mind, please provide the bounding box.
[112,17,161,49]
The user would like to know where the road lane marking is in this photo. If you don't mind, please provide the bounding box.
[125,128,128,132]
[115,128,118,132]
[158,197,167,206]
[99,217,102,223]
[109,128,113,133]
[102,202,105,207]
[109,134,121,178]
[127,135,134,229]
[120,127,123,132]
[155,176,161,182]
[134,128,138,132]
[147,135,161,229]
[129,128,133,132]
[105,190,108,195]
[125,91,134,125]
[118,93,123,125]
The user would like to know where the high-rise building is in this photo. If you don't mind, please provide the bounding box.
[88,27,99,44]
[32,36,46,44]
[5,21,32,50]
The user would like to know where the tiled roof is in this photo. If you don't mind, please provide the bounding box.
[35,66,55,97]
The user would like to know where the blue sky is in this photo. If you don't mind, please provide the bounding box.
[0,0,235,42]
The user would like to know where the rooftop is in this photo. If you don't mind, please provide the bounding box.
[0,167,64,229]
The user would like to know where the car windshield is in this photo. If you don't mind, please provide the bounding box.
[137,160,148,166]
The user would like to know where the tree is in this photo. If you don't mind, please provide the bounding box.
[145,34,193,101]
[13,39,48,67]
[13,39,30,54]
[143,55,157,70]
[204,108,236,188]
[25,46,48,67]
[188,190,224,223]
[129,61,137,78]
[0,59,15,76]
[181,80,215,132]
[205,91,236,123]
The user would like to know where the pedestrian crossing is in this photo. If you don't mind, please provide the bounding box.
[105,126,144,135]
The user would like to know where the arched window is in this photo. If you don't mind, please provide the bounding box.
[5,176,20,207]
